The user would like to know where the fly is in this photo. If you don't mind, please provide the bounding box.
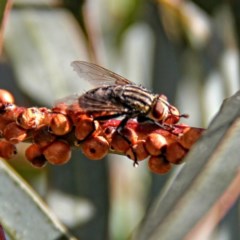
[68,61,188,165]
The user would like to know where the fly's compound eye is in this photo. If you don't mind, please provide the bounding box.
[151,99,168,121]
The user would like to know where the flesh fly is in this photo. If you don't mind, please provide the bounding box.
[61,61,188,165]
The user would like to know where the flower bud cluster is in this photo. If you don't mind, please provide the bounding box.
[0,89,204,174]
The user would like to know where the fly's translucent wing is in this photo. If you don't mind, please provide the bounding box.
[78,91,128,113]
[71,61,133,86]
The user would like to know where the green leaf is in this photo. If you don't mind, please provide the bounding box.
[0,159,77,240]
[4,8,90,106]
[134,90,240,239]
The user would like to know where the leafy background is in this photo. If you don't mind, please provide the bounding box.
[0,0,240,239]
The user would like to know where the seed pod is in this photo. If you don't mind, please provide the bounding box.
[33,128,56,148]
[38,107,52,126]
[81,136,109,160]
[0,140,17,159]
[50,113,72,135]
[166,142,187,164]
[0,89,14,104]
[25,143,47,168]
[178,127,203,149]
[0,117,12,136]
[43,140,71,165]
[103,126,115,142]
[75,116,98,141]
[125,140,149,161]
[2,105,24,121]
[3,122,27,144]
[145,133,167,156]
[52,102,68,115]
[17,107,44,129]
[111,127,138,152]
[148,156,172,174]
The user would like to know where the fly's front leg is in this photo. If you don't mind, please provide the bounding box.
[137,115,175,132]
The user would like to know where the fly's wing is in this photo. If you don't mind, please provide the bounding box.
[78,89,129,113]
[71,61,133,86]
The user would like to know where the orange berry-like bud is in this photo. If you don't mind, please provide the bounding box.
[25,143,47,168]
[148,156,172,174]
[17,107,44,129]
[75,116,97,141]
[0,117,12,136]
[38,107,52,126]
[145,133,167,156]
[125,140,149,161]
[178,127,203,149]
[52,102,68,115]
[0,89,14,104]
[50,113,72,135]
[33,128,56,148]
[2,105,24,121]
[0,140,17,159]
[81,136,109,160]
[166,142,187,164]
[111,128,138,152]
[3,122,27,144]
[43,140,71,165]
[103,126,115,142]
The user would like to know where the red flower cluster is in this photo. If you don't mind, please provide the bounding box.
[0,89,204,174]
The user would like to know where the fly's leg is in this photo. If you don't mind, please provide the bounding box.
[95,113,139,166]
[74,119,97,146]
[137,115,174,132]
[116,116,139,167]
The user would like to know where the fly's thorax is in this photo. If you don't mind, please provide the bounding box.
[113,84,155,113]
[148,96,169,121]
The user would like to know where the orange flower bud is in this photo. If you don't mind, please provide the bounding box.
[3,122,27,144]
[1,105,24,121]
[125,140,149,161]
[166,142,187,164]
[43,140,71,165]
[0,140,17,159]
[103,126,115,142]
[145,133,167,156]
[0,117,12,136]
[177,127,203,149]
[75,116,97,141]
[25,143,47,168]
[17,107,44,129]
[148,156,172,174]
[33,128,56,148]
[38,107,52,125]
[52,102,68,115]
[111,127,138,152]
[0,89,14,104]
[81,136,109,160]
[50,113,72,135]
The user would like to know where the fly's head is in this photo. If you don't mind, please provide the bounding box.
[149,95,188,124]
[148,95,169,122]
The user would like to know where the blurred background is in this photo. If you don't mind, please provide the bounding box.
[0,0,240,239]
